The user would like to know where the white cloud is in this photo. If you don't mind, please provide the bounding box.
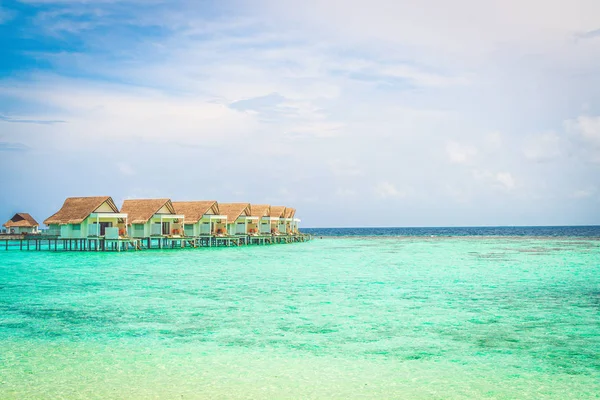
[374,182,409,199]
[0,140,29,152]
[117,162,135,176]
[286,121,344,138]
[326,58,468,87]
[570,188,595,199]
[335,188,357,197]
[496,172,516,190]
[0,77,260,148]
[446,141,478,164]
[485,132,503,148]
[564,115,600,163]
[473,170,516,191]
[565,115,600,146]
[328,159,364,177]
[258,0,600,61]
[523,132,562,162]
[377,64,469,87]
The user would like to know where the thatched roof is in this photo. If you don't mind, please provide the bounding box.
[285,207,296,218]
[270,206,287,218]
[172,201,219,224]
[44,196,118,225]
[121,199,175,224]
[4,213,39,228]
[250,204,270,218]
[219,203,251,223]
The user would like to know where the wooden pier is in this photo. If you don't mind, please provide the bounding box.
[0,233,312,252]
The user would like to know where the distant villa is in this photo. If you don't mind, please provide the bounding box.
[3,213,39,235]
[0,196,307,251]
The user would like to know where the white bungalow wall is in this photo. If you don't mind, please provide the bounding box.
[60,215,124,239]
[156,205,171,214]
[151,222,162,236]
[95,202,115,213]
[227,223,236,235]
[7,226,38,234]
[60,220,89,239]
[199,220,212,235]
[47,224,61,235]
[131,223,149,238]
[259,219,271,234]
[235,220,247,234]
[184,223,197,237]
[227,221,247,235]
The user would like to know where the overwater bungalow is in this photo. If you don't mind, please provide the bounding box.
[270,206,287,234]
[2,197,310,252]
[3,213,39,234]
[219,203,256,235]
[44,196,127,239]
[284,207,296,234]
[121,199,184,238]
[172,201,227,237]
[292,216,301,234]
[251,204,274,235]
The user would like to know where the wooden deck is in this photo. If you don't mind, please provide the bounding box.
[0,233,312,252]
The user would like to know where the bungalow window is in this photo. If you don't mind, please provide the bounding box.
[151,223,162,236]
[133,224,144,236]
[72,224,81,231]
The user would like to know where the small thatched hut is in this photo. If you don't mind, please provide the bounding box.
[44,196,126,238]
[250,204,273,234]
[218,203,255,235]
[172,201,225,237]
[269,206,287,234]
[3,213,39,234]
[284,207,297,234]
[121,199,184,238]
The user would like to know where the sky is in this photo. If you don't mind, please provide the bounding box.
[1,0,599,228]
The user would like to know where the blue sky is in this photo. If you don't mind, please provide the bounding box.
[1,0,599,227]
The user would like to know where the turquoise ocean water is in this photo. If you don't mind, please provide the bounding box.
[1,231,599,398]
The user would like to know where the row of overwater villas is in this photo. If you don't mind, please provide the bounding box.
[42,197,301,240]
